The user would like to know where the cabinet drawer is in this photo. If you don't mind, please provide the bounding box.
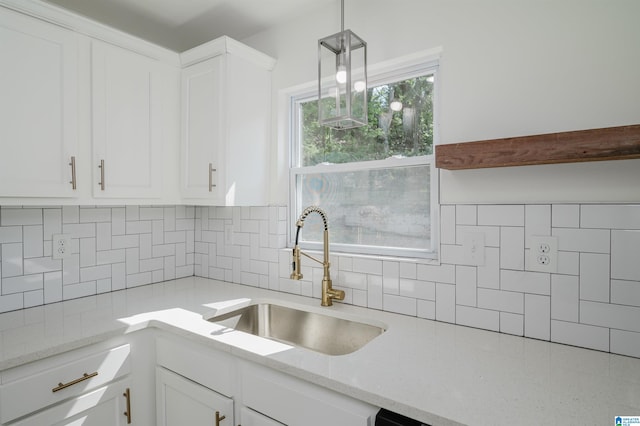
[156,336,234,397]
[0,344,130,423]
[241,362,377,426]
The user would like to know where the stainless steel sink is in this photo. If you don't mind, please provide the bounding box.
[208,303,385,355]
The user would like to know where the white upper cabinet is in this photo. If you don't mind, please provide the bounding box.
[91,40,177,199]
[0,7,78,198]
[180,37,275,205]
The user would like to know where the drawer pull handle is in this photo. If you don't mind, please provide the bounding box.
[123,387,132,424]
[98,159,105,190]
[209,163,217,192]
[52,372,98,393]
[69,156,77,190]
[215,411,226,425]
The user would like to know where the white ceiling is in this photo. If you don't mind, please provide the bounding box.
[43,0,336,52]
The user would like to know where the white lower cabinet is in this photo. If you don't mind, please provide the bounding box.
[156,367,234,426]
[155,334,378,426]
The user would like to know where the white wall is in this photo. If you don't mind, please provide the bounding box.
[241,0,640,204]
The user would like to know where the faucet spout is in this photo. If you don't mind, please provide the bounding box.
[290,206,345,306]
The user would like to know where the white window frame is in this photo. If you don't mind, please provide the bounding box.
[288,49,441,259]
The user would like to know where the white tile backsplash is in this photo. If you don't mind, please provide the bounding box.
[2,203,640,359]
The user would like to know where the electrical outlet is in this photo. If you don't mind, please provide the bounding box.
[529,235,558,272]
[463,232,485,266]
[52,234,72,260]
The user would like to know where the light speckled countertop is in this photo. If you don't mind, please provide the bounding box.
[1,277,639,425]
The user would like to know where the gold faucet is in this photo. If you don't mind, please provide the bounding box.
[290,206,345,306]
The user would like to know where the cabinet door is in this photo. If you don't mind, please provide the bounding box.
[156,367,233,426]
[180,56,224,200]
[91,40,168,198]
[11,380,131,426]
[0,7,78,198]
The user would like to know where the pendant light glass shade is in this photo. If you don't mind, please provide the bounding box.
[318,7,367,129]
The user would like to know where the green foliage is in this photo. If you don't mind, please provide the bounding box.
[301,75,434,166]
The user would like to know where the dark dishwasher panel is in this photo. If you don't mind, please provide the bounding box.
[375,408,431,426]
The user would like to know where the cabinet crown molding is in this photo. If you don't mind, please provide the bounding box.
[180,35,277,69]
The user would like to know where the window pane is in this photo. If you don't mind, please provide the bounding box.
[296,165,431,251]
[300,75,434,167]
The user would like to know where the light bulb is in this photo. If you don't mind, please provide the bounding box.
[336,67,347,84]
[390,100,403,111]
[354,80,366,92]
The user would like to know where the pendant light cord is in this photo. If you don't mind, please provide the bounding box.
[341,0,344,32]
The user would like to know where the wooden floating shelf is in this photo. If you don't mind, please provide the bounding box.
[435,124,640,170]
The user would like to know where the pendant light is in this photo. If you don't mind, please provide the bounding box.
[318,0,367,129]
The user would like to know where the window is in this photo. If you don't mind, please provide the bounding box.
[290,55,439,258]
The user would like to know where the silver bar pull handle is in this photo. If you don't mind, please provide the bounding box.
[209,163,216,192]
[98,159,105,190]
[69,156,77,190]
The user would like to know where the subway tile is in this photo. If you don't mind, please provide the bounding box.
[126,205,139,221]
[80,265,111,282]
[501,270,550,295]
[417,299,436,320]
[500,312,523,336]
[43,271,62,304]
[352,289,367,308]
[163,207,176,231]
[500,226,525,270]
[0,226,22,243]
[23,225,43,258]
[524,294,550,340]
[552,204,580,228]
[581,204,640,230]
[557,250,580,276]
[399,262,417,279]
[62,223,95,238]
[611,280,640,307]
[139,207,164,220]
[24,289,43,308]
[436,283,456,323]
[581,300,640,333]
[611,230,640,281]
[152,269,163,284]
[126,220,152,234]
[152,220,164,245]
[0,293,23,313]
[62,254,79,285]
[43,209,62,240]
[140,258,164,273]
[2,243,23,277]
[79,208,111,223]
[478,247,500,289]
[1,208,42,225]
[400,279,435,300]
[367,275,383,310]
[579,253,610,302]
[112,234,139,249]
[417,263,455,284]
[176,243,186,266]
[457,225,500,247]
[553,228,610,253]
[477,288,523,314]
[456,305,499,332]
[456,265,476,307]
[126,248,140,274]
[96,222,112,251]
[478,205,524,227]
[354,258,382,275]
[456,205,477,225]
[97,278,112,294]
[525,205,551,245]
[440,244,463,265]
[551,320,609,352]
[383,293,417,316]
[176,218,195,231]
[440,205,456,244]
[140,234,152,259]
[127,272,152,288]
[96,249,126,265]
[80,238,96,268]
[112,208,126,235]
[63,281,96,300]
[338,271,367,290]
[24,257,61,275]
[611,329,640,358]
[165,231,186,244]
[62,206,79,224]
[2,274,43,294]
[382,261,399,294]
[551,274,579,322]
[111,262,126,291]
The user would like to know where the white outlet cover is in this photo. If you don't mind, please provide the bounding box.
[529,235,558,273]
[52,234,72,260]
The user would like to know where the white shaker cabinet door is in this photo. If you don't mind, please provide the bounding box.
[91,40,172,199]
[156,366,234,426]
[180,56,224,200]
[0,7,78,198]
